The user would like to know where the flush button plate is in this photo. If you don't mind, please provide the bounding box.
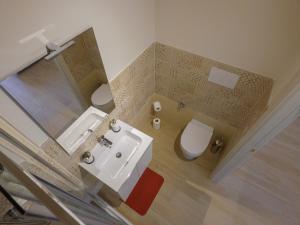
[208,67,240,89]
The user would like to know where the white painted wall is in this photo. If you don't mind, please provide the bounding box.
[156,0,300,80]
[0,0,156,145]
[0,0,156,80]
[0,89,48,146]
[270,48,300,104]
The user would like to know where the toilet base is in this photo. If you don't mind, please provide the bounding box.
[182,150,198,160]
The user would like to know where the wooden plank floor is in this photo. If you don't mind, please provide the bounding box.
[114,112,293,225]
[220,116,300,225]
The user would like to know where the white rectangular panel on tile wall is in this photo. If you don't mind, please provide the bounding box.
[208,67,239,89]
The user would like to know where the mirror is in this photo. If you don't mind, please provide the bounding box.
[1,28,115,140]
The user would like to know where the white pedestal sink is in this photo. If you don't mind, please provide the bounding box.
[79,120,153,201]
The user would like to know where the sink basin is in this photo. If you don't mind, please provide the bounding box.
[79,120,153,198]
[97,130,142,179]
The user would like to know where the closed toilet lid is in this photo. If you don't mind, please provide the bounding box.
[181,119,214,155]
[91,84,113,105]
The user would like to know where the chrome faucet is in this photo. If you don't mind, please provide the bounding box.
[98,135,113,148]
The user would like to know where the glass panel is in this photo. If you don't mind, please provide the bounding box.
[0,164,125,225]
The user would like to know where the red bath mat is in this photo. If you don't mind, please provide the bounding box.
[125,168,164,216]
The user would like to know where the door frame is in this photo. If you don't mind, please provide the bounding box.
[211,82,300,181]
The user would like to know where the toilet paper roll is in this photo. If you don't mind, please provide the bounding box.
[153,101,162,112]
[153,117,161,130]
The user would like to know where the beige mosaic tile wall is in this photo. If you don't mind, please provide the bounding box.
[155,43,273,129]
[109,43,156,123]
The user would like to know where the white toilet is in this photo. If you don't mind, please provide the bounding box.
[180,119,214,160]
[91,84,114,113]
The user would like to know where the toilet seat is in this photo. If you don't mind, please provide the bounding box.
[91,84,113,106]
[180,119,213,159]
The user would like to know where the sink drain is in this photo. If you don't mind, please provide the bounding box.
[116,152,122,158]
